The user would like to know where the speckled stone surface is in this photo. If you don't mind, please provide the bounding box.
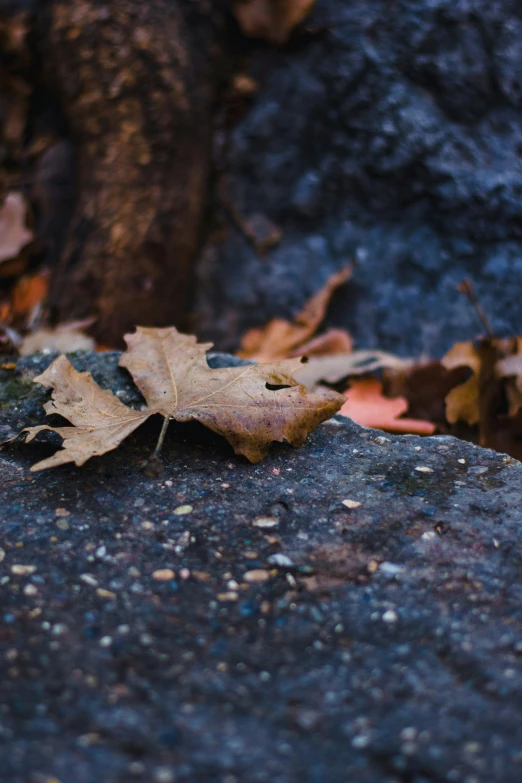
[1,352,522,783]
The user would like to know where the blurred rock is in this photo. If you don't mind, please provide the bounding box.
[196,0,522,357]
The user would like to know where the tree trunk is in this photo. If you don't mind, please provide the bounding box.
[35,0,229,346]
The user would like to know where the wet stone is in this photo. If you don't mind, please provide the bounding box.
[1,350,522,782]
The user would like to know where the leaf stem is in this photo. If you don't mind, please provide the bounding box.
[457,278,495,340]
[154,416,170,457]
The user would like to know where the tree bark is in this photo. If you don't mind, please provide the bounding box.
[35,0,230,346]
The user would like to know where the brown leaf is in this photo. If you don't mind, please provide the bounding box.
[239,265,352,361]
[382,361,469,428]
[21,326,344,470]
[495,338,522,417]
[23,355,148,471]
[441,337,514,449]
[294,350,411,391]
[291,328,353,358]
[441,341,482,426]
[233,0,316,45]
[0,192,33,264]
[20,321,95,356]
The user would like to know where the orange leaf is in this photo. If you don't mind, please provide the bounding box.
[11,271,48,318]
[239,265,352,361]
[233,0,316,45]
[338,377,435,435]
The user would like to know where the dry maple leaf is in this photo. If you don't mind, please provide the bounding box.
[18,326,344,471]
[239,265,352,362]
[338,377,435,435]
[233,0,316,45]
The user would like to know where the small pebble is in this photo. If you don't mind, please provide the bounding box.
[11,565,36,576]
[342,499,362,509]
[0,548,4,563]
[23,584,38,596]
[55,508,71,517]
[379,562,404,576]
[243,569,270,583]
[96,588,117,599]
[80,574,99,587]
[174,505,193,515]
[99,636,112,647]
[179,568,190,580]
[154,768,175,783]
[352,734,371,748]
[382,609,398,623]
[217,592,239,601]
[415,466,433,473]
[152,569,175,581]
[252,516,279,529]
[421,531,437,540]
[267,554,294,567]
[192,570,211,582]
[458,459,466,464]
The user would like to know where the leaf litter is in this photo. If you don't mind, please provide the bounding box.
[238,273,522,460]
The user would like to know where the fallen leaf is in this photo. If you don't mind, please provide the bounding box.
[440,336,516,450]
[496,339,522,416]
[294,350,411,391]
[0,192,33,264]
[11,271,48,319]
[290,328,353,358]
[18,326,344,470]
[233,0,316,45]
[382,360,469,427]
[20,321,95,356]
[338,377,435,435]
[441,341,481,426]
[239,265,352,361]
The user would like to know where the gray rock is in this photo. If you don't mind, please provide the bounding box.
[195,0,522,357]
[1,350,522,781]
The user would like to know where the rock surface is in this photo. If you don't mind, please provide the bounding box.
[196,0,522,357]
[1,351,522,782]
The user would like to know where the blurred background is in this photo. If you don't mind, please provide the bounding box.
[1,0,522,357]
